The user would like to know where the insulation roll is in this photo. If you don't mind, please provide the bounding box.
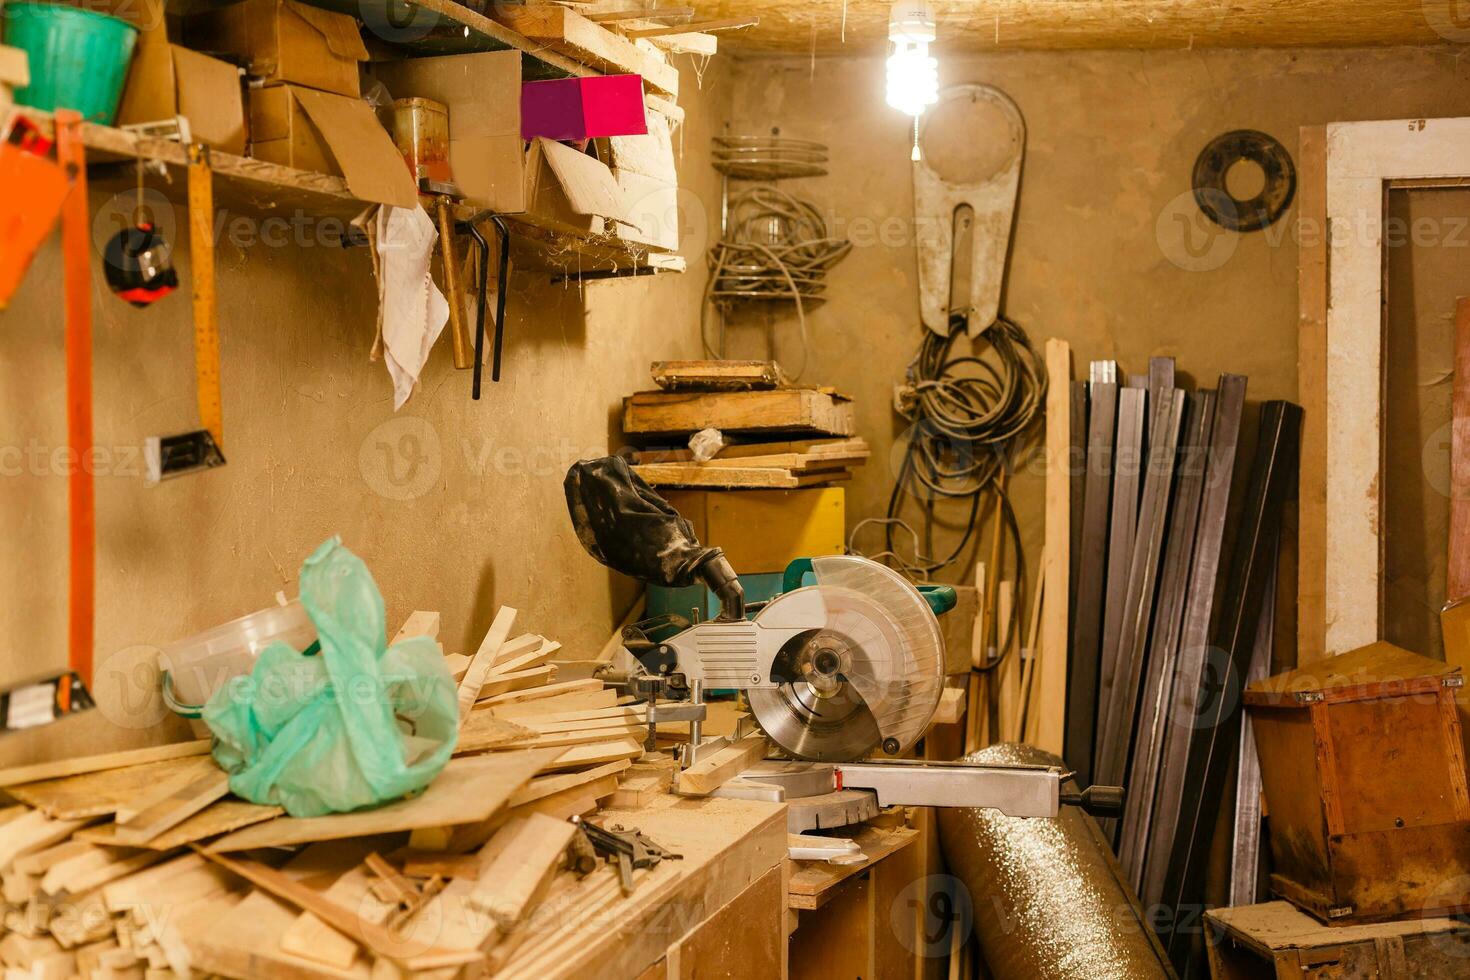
[938,744,1176,979]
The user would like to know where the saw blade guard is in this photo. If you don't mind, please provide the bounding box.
[799,556,945,757]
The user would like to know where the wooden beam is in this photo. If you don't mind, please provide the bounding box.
[1297,125,1329,665]
[510,759,633,807]
[1450,296,1470,603]
[476,664,559,700]
[459,606,518,721]
[114,769,229,846]
[540,739,644,773]
[625,16,755,37]
[0,810,89,868]
[0,741,211,789]
[197,850,483,971]
[490,5,680,98]
[1036,338,1072,754]
[469,813,578,928]
[205,752,558,851]
[674,735,767,795]
[585,6,693,23]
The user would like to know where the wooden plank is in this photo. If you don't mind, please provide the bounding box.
[0,810,90,869]
[206,752,559,852]
[651,359,783,390]
[390,610,440,645]
[481,678,605,709]
[6,755,219,820]
[491,639,559,676]
[459,606,518,721]
[197,850,482,971]
[114,769,230,846]
[490,4,680,97]
[495,688,620,717]
[1297,125,1329,665]
[494,725,645,750]
[468,813,578,928]
[633,448,869,471]
[1451,295,1470,603]
[0,741,211,789]
[456,712,539,754]
[622,388,855,439]
[538,739,644,773]
[674,735,767,795]
[787,826,918,911]
[633,437,867,465]
[509,760,633,807]
[75,799,283,851]
[586,7,696,24]
[625,17,755,37]
[491,633,547,669]
[475,664,558,700]
[633,463,851,489]
[1037,338,1072,754]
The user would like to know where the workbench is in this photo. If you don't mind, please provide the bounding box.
[188,791,786,980]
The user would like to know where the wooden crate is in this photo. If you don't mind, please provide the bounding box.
[1245,642,1470,923]
[1205,901,1470,979]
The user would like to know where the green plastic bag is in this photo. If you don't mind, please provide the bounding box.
[204,537,459,817]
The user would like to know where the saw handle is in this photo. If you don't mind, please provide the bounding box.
[1060,784,1125,818]
[782,559,957,615]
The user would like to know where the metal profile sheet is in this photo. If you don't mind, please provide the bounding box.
[1139,374,1246,909]
[1158,400,1301,970]
[1094,386,1146,765]
[1117,388,1216,882]
[1066,377,1118,785]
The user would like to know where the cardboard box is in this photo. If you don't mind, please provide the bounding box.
[521,75,646,141]
[190,0,367,97]
[118,45,246,156]
[609,104,678,251]
[524,136,634,238]
[248,84,417,208]
[370,51,525,213]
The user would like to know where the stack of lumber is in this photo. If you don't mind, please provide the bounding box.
[0,606,656,979]
[631,437,868,489]
[623,360,862,488]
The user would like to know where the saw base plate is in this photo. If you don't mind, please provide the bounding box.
[726,760,882,831]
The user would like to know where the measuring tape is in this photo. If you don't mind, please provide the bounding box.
[187,144,222,447]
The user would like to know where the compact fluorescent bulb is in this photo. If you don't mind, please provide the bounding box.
[886,0,938,117]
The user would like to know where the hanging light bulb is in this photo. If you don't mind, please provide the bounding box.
[886,0,938,118]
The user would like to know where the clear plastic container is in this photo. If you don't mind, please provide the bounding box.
[160,600,317,718]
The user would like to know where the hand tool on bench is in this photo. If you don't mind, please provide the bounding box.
[145,143,225,482]
[564,456,1124,830]
[573,817,682,895]
[3,110,98,731]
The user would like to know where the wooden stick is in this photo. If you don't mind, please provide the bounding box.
[1012,553,1048,743]
[459,606,518,721]
[596,596,645,664]
[114,769,229,846]
[468,814,577,928]
[0,741,212,789]
[390,610,440,645]
[674,735,767,795]
[625,16,756,36]
[1450,296,1470,603]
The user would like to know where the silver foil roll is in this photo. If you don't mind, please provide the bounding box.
[938,744,1176,979]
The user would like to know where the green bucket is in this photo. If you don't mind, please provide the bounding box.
[2,2,138,124]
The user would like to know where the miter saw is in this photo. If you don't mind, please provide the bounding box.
[564,457,1122,831]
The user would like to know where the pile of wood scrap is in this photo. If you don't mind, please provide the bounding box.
[623,360,863,488]
[0,606,657,979]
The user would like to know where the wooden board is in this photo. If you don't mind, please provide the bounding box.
[459,606,518,720]
[651,359,784,390]
[622,388,855,439]
[468,813,578,928]
[510,760,633,807]
[539,739,644,773]
[674,735,768,795]
[481,678,605,709]
[114,769,230,845]
[1297,124,1329,664]
[1036,338,1072,754]
[1451,295,1470,603]
[488,4,680,97]
[0,740,211,789]
[456,712,540,754]
[786,825,918,911]
[205,751,559,851]
[633,463,852,489]
[632,437,868,466]
[76,799,284,850]
[6,755,219,820]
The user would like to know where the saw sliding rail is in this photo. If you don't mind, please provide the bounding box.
[720,758,1124,820]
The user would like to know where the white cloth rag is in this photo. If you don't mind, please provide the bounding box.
[376,205,449,410]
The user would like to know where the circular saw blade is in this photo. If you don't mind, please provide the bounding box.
[748,585,903,761]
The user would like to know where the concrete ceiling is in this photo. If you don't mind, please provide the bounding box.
[680,1,1470,53]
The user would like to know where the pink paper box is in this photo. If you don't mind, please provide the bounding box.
[521,74,648,141]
